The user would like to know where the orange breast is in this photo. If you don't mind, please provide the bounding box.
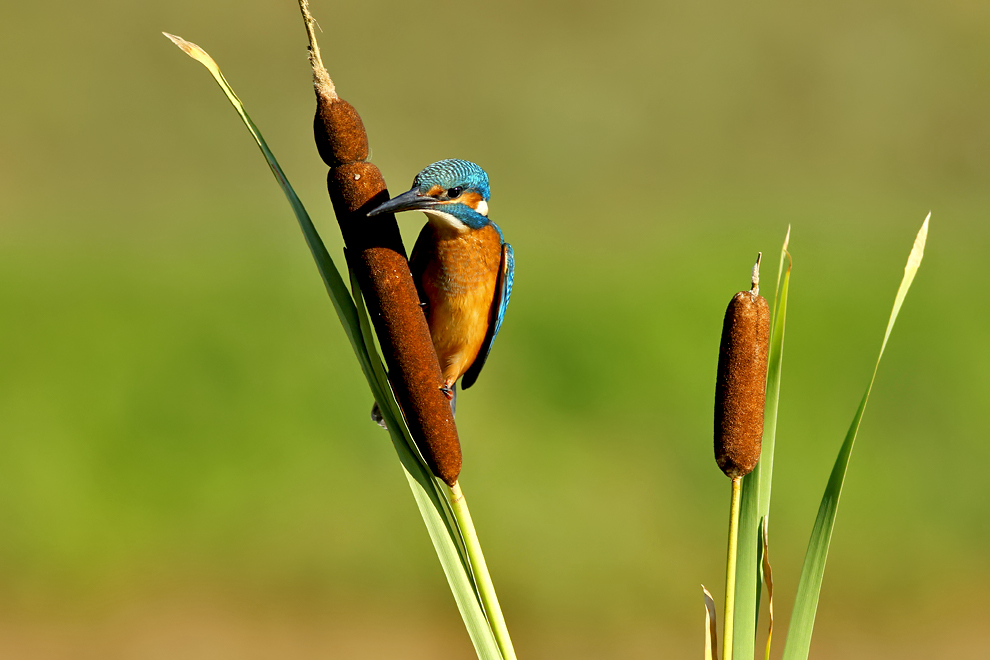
[418,224,503,386]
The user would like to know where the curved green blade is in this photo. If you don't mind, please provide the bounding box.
[165,33,503,660]
[781,214,929,660]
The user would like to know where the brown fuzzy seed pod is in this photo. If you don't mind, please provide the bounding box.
[314,98,369,167]
[714,284,770,479]
[329,161,462,484]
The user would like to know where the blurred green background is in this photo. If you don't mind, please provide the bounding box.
[1,0,987,657]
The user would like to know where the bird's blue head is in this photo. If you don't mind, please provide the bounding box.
[368,159,491,232]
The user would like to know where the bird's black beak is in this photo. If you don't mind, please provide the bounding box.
[367,189,438,217]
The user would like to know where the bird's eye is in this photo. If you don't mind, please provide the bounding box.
[447,187,463,198]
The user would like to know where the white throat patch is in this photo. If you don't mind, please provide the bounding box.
[423,208,470,233]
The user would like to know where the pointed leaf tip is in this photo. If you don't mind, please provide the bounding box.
[703,585,719,660]
[907,213,929,273]
[162,31,193,53]
[163,32,221,75]
[877,212,928,355]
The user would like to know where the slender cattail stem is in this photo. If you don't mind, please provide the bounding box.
[751,252,762,296]
[448,482,517,660]
[297,0,335,98]
[723,476,743,660]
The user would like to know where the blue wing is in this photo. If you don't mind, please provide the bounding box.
[461,238,513,389]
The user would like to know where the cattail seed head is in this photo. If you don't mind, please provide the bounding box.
[314,97,370,167]
[714,256,771,479]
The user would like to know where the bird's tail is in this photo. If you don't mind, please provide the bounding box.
[369,383,457,430]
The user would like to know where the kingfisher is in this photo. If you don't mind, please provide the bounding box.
[367,159,514,425]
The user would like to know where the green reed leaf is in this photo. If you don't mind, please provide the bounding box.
[165,33,503,659]
[781,214,929,660]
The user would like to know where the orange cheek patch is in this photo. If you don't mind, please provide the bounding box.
[438,191,484,209]
[459,192,484,209]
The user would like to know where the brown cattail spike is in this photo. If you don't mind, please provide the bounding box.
[297,0,462,485]
[314,98,369,166]
[714,254,771,478]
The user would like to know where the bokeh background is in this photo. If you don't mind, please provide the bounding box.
[1,1,988,658]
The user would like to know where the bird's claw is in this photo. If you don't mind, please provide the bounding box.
[440,384,454,400]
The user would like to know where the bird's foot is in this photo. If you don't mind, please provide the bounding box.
[440,384,455,400]
[370,401,388,429]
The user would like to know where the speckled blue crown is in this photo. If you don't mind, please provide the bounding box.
[412,159,491,200]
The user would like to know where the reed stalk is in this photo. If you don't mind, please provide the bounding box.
[722,476,742,660]
[449,483,518,660]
